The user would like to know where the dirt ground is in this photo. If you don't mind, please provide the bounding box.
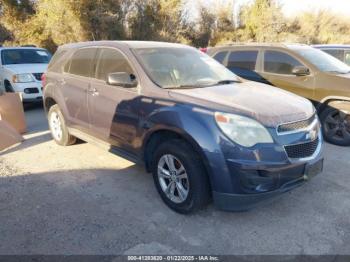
[0,105,349,255]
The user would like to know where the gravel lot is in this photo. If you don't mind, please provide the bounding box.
[0,105,349,255]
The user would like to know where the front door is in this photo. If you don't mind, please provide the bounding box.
[88,48,140,154]
[259,50,315,100]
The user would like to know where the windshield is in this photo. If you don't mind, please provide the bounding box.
[1,49,52,65]
[134,47,239,88]
[295,48,350,74]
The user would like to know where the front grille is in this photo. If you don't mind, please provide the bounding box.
[285,138,319,159]
[32,73,43,81]
[24,88,39,94]
[278,115,315,133]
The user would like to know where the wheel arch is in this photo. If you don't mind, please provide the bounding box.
[318,96,350,113]
[44,96,58,113]
[143,128,212,182]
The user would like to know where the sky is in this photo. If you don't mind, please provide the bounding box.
[194,0,350,18]
[274,0,350,17]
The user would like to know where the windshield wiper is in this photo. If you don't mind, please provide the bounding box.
[163,84,208,90]
[163,79,241,89]
[215,79,241,85]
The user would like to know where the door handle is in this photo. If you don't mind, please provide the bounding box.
[88,87,99,96]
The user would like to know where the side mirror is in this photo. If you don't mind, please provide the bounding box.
[107,72,137,88]
[292,66,310,76]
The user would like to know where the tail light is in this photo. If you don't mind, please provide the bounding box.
[199,48,208,53]
[41,73,47,89]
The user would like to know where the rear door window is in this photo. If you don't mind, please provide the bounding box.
[213,51,228,63]
[68,48,97,77]
[95,48,134,82]
[264,51,302,75]
[226,51,259,80]
[227,51,258,71]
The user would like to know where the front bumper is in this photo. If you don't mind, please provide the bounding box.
[12,82,43,102]
[213,156,323,211]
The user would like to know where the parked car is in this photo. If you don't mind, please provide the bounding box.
[0,47,52,102]
[208,43,350,146]
[43,41,323,213]
[313,44,350,66]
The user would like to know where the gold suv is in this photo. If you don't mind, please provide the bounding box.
[208,43,350,146]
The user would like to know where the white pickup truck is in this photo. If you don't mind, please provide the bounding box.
[0,47,51,102]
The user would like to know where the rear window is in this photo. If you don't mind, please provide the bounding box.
[68,48,97,77]
[1,49,52,65]
[264,51,302,75]
[213,51,228,63]
[227,51,258,71]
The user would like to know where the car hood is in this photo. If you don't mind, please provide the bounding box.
[168,81,315,127]
[4,64,48,74]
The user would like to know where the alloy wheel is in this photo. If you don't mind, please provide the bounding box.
[157,154,190,204]
[50,111,63,141]
[324,110,350,142]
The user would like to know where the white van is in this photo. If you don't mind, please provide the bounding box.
[0,47,52,102]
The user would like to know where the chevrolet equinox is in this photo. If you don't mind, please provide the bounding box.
[43,41,324,213]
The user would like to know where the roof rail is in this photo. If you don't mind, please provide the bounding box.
[216,42,308,48]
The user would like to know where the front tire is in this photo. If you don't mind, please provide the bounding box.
[48,105,76,146]
[152,139,210,214]
[320,107,350,146]
[4,81,14,92]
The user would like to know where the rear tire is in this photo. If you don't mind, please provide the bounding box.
[48,104,76,146]
[320,107,350,146]
[151,139,210,214]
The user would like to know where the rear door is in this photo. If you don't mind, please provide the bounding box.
[62,47,97,133]
[259,50,315,100]
[88,47,140,154]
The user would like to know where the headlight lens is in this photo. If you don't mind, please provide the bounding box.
[12,74,35,83]
[215,112,273,147]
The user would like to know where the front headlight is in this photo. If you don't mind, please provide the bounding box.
[12,74,35,83]
[215,112,273,147]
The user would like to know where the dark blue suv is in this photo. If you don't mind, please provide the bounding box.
[43,41,324,214]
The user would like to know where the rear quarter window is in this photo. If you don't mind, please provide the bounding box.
[48,49,68,73]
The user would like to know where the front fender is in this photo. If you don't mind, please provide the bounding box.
[141,104,234,193]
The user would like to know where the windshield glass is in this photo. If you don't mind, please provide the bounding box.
[134,47,239,88]
[295,48,350,74]
[2,49,52,65]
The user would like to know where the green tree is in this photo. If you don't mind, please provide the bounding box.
[238,0,287,42]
